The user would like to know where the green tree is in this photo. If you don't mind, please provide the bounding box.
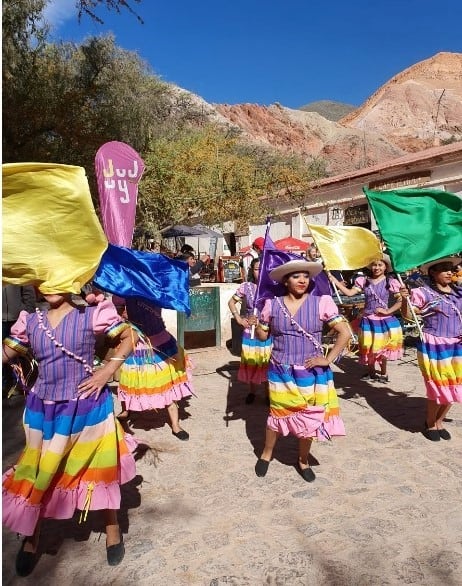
[138,125,323,233]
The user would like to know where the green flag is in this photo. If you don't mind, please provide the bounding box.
[363,187,462,273]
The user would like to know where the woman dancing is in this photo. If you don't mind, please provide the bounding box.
[401,255,462,441]
[329,255,403,382]
[2,292,139,576]
[255,259,350,482]
[117,297,194,441]
[228,257,272,404]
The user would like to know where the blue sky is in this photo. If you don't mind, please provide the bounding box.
[46,0,461,109]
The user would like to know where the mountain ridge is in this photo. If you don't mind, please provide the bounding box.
[175,52,462,176]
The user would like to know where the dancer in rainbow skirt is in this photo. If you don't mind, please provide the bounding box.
[401,255,462,442]
[2,293,138,576]
[254,259,350,483]
[329,254,403,383]
[228,257,272,404]
[117,297,194,441]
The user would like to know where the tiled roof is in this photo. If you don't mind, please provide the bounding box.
[310,142,462,189]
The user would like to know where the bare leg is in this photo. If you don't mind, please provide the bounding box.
[426,399,440,429]
[167,401,182,434]
[367,355,376,376]
[103,509,121,547]
[22,522,41,553]
[245,382,257,404]
[117,400,129,420]
[260,428,279,462]
[435,404,452,429]
[380,357,387,376]
[298,438,313,470]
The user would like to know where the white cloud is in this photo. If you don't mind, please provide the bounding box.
[42,0,77,29]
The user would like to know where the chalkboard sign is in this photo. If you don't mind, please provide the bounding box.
[177,287,221,347]
[222,257,241,283]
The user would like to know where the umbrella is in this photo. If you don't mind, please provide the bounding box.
[161,225,209,238]
[274,237,309,252]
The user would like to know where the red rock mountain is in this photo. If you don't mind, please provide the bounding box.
[177,52,462,177]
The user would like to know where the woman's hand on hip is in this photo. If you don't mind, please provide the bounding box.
[304,356,330,369]
[77,370,110,399]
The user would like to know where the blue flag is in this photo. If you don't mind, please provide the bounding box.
[93,244,190,315]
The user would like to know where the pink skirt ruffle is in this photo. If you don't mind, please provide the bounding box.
[267,407,324,439]
[118,382,193,411]
[2,450,136,537]
[267,409,346,441]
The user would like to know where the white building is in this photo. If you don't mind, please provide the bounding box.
[239,142,462,248]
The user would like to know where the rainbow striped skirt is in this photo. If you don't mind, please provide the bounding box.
[358,314,403,365]
[266,362,345,440]
[118,335,194,411]
[237,329,272,385]
[417,333,462,404]
[2,389,137,537]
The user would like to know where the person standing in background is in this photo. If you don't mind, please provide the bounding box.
[117,297,195,440]
[228,258,272,404]
[240,237,264,281]
[400,256,462,441]
[2,285,36,396]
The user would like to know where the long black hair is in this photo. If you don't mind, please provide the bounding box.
[247,256,261,283]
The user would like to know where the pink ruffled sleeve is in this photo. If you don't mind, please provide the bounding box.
[92,299,130,339]
[353,276,366,290]
[389,278,401,293]
[410,288,426,309]
[232,282,246,299]
[3,310,30,355]
[319,295,341,321]
[260,299,273,324]
[9,311,30,344]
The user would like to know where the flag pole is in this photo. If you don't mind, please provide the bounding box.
[396,273,424,341]
[251,217,272,340]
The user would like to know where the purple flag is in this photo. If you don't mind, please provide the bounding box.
[255,221,333,310]
[310,269,332,296]
[254,223,303,311]
[95,141,145,248]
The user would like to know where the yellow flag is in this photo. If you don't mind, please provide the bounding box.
[2,163,108,294]
[305,223,383,270]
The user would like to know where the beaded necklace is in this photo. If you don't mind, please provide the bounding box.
[419,284,462,326]
[276,297,323,354]
[36,308,94,375]
[364,277,388,309]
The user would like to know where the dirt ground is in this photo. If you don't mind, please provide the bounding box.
[2,343,461,585]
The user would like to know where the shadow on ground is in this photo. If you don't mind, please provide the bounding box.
[216,358,320,470]
[335,350,426,433]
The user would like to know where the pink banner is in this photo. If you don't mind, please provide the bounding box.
[95,141,145,248]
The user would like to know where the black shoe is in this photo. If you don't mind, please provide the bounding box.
[106,534,125,566]
[245,392,256,404]
[255,458,270,477]
[297,464,316,483]
[376,374,389,383]
[422,427,440,442]
[15,539,39,577]
[360,373,377,381]
[438,428,451,440]
[172,429,189,441]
